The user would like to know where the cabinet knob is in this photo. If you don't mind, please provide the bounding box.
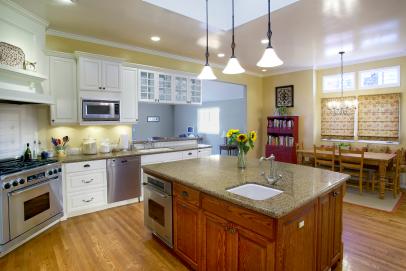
[333,191,340,197]
[181,191,189,198]
[98,87,102,90]
[83,164,90,168]
[51,119,55,122]
[103,87,106,90]
[298,220,305,229]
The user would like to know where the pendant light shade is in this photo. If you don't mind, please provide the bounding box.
[222,0,244,74]
[198,0,217,80]
[198,65,217,80]
[257,47,283,67]
[257,0,283,68]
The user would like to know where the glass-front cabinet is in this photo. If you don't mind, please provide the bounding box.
[139,70,156,102]
[174,76,188,103]
[158,73,173,103]
[188,78,202,104]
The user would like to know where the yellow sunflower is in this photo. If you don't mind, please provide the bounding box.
[236,134,248,143]
[250,131,257,142]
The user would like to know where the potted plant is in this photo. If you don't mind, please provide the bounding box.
[226,129,257,169]
[51,136,69,157]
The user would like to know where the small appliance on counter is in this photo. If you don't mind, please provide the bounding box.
[99,139,112,154]
[118,134,129,151]
[82,138,97,155]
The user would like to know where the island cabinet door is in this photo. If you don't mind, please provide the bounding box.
[330,186,343,265]
[317,193,332,271]
[173,198,200,269]
[276,201,317,271]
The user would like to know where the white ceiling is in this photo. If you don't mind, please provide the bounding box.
[10,0,406,76]
[143,0,300,31]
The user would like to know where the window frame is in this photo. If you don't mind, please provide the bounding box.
[322,72,356,93]
[358,65,400,90]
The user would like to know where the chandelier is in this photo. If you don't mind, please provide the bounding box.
[327,51,357,115]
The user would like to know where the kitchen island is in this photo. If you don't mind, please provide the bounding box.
[143,156,349,271]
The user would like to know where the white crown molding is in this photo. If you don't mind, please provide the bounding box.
[1,0,49,27]
[46,29,263,77]
[74,51,125,62]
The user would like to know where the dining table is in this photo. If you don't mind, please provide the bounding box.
[296,149,397,199]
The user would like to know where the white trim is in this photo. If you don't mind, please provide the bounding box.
[74,51,125,62]
[45,50,76,59]
[1,0,49,26]
[46,29,263,77]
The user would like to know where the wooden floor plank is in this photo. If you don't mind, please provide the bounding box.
[1,197,405,271]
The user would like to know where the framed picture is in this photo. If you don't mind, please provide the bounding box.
[275,85,294,107]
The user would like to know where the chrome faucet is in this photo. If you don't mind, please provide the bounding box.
[259,154,282,185]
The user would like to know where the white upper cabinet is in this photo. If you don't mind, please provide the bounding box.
[158,73,173,103]
[78,56,122,92]
[121,67,138,123]
[138,70,156,102]
[174,76,188,104]
[188,78,202,104]
[49,56,77,125]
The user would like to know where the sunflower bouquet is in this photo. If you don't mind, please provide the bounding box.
[226,129,257,168]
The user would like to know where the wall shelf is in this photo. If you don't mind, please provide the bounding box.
[0,63,48,82]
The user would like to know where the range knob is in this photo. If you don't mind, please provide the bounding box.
[12,180,19,187]
[58,168,62,173]
[53,169,58,174]
[3,183,11,189]
[48,170,53,175]
[19,178,25,185]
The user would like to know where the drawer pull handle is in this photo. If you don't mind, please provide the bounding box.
[83,164,90,168]
[121,160,128,163]
[188,152,192,155]
[82,179,94,184]
[333,191,340,197]
[298,220,305,229]
[181,191,189,198]
[82,197,94,203]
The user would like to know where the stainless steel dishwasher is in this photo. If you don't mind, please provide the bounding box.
[107,156,141,203]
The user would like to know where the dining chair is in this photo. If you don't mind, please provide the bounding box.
[372,149,402,198]
[313,145,336,171]
[296,142,314,166]
[339,148,365,193]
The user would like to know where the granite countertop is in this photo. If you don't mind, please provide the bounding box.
[142,156,349,218]
[58,144,212,163]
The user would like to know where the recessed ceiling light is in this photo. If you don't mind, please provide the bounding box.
[262,69,267,72]
[59,0,76,3]
[217,53,225,58]
[150,36,161,42]
[261,39,269,44]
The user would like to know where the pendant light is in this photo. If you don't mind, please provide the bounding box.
[327,51,357,115]
[257,0,283,68]
[222,0,245,74]
[198,0,217,80]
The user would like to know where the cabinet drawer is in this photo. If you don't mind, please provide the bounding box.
[202,194,275,240]
[65,159,106,173]
[66,170,106,192]
[67,189,107,213]
[182,150,198,160]
[197,148,212,158]
[174,183,200,207]
[141,152,183,165]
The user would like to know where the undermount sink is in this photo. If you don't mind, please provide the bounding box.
[227,184,283,201]
[137,147,173,153]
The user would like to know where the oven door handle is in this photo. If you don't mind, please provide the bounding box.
[8,177,59,196]
[144,183,170,199]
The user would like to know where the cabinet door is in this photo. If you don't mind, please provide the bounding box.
[158,73,173,103]
[174,199,200,269]
[102,60,122,92]
[188,78,202,104]
[120,68,138,123]
[79,57,102,91]
[330,187,343,265]
[174,76,188,104]
[139,70,156,102]
[230,225,275,271]
[317,193,332,271]
[49,56,77,124]
[278,203,317,271]
[201,212,228,271]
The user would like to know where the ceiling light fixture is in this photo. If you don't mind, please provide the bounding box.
[257,0,283,68]
[198,0,217,80]
[262,69,267,72]
[261,39,269,44]
[217,53,225,58]
[222,0,245,74]
[150,36,160,42]
[327,51,357,115]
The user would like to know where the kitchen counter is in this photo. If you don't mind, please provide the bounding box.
[133,136,202,144]
[58,144,212,163]
[142,156,349,218]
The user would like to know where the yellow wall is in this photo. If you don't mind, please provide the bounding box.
[263,56,406,150]
[43,35,264,158]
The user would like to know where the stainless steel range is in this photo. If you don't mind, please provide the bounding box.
[0,158,63,255]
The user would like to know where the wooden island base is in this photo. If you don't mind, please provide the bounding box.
[172,182,344,271]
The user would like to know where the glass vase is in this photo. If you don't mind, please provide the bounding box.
[237,147,247,169]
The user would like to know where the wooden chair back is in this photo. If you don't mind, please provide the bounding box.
[313,145,336,171]
[338,148,364,174]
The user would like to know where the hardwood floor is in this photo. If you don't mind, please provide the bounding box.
[1,197,406,271]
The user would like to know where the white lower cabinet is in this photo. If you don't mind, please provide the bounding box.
[66,188,107,214]
[198,148,212,158]
[182,150,198,160]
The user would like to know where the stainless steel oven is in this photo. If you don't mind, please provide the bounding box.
[143,174,172,248]
[82,99,120,121]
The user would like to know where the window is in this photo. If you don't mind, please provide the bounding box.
[322,72,355,93]
[359,66,400,89]
[197,107,220,134]
[321,97,356,140]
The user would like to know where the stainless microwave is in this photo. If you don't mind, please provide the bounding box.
[82,99,120,121]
